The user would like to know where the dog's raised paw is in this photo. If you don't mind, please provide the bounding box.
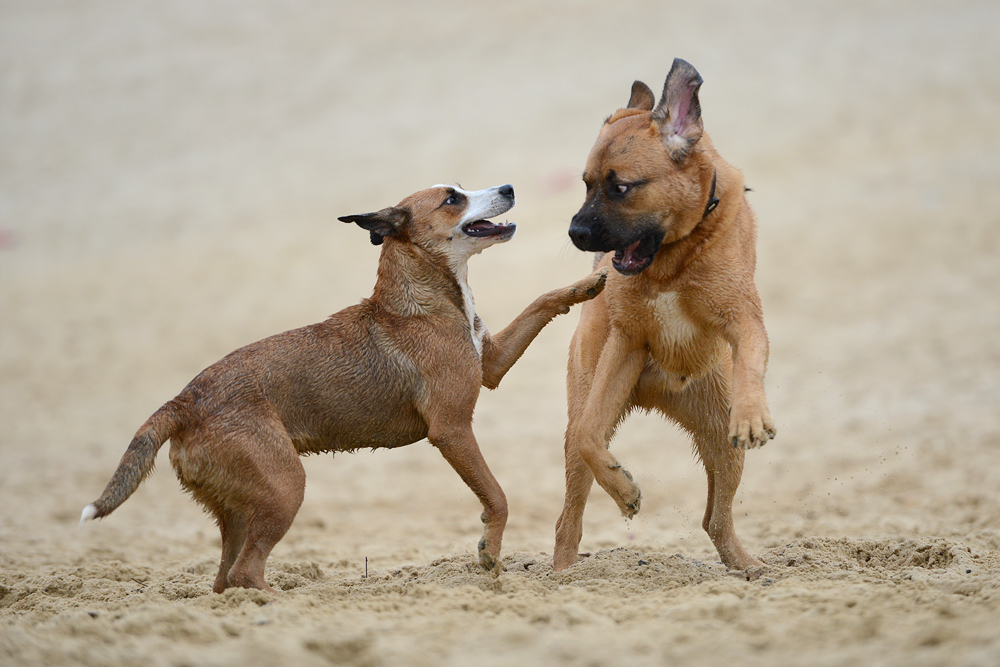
[587,268,609,297]
[566,268,608,303]
[622,489,642,519]
[728,405,776,450]
[600,463,642,518]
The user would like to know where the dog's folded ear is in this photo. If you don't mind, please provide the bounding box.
[626,80,656,111]
[338,207,410,246]
[651,58,705,163]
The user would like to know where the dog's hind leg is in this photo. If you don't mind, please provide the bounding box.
[554,355,602,571]
[176,424,305,592]
[429,423,507,575]
[553,432,595,571]
[695,431,762,571]
[213,508,248,594]
[659,369,764,572]
[225,444,305,592]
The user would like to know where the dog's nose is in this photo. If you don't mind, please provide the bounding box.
[498,184,514,199]
[568,222,592,249]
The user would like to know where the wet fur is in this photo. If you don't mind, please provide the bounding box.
[83,184,607,592]
[554,59,776,573]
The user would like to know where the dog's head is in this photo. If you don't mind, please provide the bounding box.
[339,184,516,268]
[568,58,717,276]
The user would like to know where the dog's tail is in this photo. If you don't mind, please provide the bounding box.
[80,402,186,526]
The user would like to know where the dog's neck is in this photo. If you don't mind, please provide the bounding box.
[646,161,742,285]
[448,260,484,356]
[370,238,479,343]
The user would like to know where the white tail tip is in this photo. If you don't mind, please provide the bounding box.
[79,504,98,527]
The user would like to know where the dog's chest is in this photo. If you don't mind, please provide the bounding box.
[456,267,486,357]
[643,291,716,375]
[649,291,698,345]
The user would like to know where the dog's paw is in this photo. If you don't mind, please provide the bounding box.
[584,267,609,298]
[560,268,608,312]
[596,462,642,519]
[477,538,502,576]
[728,563,768,581]
[728,404,776,450]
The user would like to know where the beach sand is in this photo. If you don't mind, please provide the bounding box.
[2,1,999,664]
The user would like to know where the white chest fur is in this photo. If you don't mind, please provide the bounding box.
[454,263,485,357]
[650,291,698,345]
[643,289,723,383]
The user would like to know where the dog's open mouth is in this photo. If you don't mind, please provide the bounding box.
[462,219,516,238]
[612,232,661,276]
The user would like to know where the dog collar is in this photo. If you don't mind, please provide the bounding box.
[703,169,719,219]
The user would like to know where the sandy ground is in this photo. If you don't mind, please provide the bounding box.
[2,1,1000,665]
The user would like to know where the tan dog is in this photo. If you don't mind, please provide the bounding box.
[553,59,776,573]
[81,183,607,592]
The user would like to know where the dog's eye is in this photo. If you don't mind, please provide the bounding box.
[608,183,631,197]
[445,195,457,205]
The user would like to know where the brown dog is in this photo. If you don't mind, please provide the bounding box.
[553,59,776,573]
[81,183,607,592]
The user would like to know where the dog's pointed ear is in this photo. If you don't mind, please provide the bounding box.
[651,58,704,162]
[626,80,655,111]
[338,207,410,246]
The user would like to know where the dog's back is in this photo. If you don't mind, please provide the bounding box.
[168,310,428,454]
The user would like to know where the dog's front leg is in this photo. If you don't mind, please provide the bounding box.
[481,269,607,389]
[567,327,646,517]
[724,305,777,450]
[429,423,508,575]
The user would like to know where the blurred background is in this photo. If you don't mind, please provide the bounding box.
[2,0,999,580]
[4,1,1000,664]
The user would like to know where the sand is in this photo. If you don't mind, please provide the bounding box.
[2,1,999,665]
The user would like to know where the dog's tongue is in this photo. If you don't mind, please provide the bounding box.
[614,239,645,272]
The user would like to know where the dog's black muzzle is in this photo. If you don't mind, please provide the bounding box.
[569,209,614,252]
[569,203,666,276]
